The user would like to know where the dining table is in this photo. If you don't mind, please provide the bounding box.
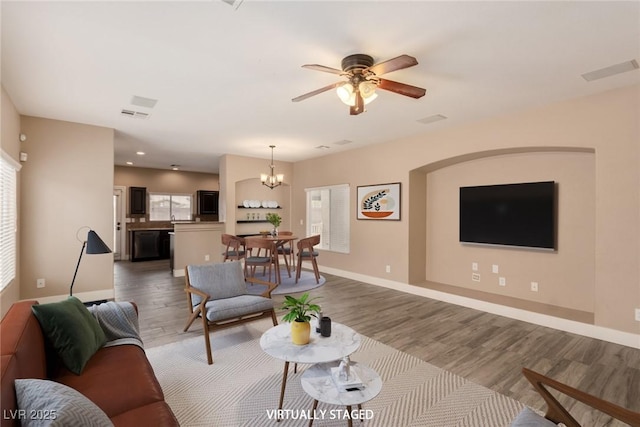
[255,234,297,284]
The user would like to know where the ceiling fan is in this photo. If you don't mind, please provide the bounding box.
[292,53,426,115]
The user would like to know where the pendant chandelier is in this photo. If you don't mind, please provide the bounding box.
[260,145,284,189]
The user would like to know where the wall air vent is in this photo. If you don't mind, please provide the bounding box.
[121,109,150,119]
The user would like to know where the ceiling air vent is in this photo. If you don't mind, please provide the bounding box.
[121,109,150,119]
[581,59,639,82]
[130,95,158,109]
[417,114,447,125]
[334,140,353,146]
[221,0,244,10]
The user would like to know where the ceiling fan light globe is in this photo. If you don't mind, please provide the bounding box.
[363,92,378,105]
[336,83,355,105]
[359,81,377,98]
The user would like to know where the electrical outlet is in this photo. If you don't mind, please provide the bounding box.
[204,254,210,261]
[300,219,304,225]
[635,308,640,322]
[472,262,478,271]
[492,264,499,274]
[385,265,391,273]
[499,277,506,286]
[531,282,539,292]
[36,278,45,288]
[472,273,481,282]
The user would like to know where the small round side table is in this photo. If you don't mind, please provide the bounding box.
[301,361,382,427]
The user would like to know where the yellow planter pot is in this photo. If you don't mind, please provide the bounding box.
[291,320,311,345]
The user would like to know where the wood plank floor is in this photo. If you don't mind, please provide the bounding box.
[114,260,639,423]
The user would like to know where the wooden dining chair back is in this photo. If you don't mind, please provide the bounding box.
[295,234,321,284]
[244,237,277,283]
[275,231,294,277]
[184,261,278,364]
[221,234,245,262]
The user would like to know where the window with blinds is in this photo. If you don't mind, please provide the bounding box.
[1,151,20,290]
[305,184,350,254]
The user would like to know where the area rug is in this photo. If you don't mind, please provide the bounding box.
[246,267,325,295]
[146,319,525,426]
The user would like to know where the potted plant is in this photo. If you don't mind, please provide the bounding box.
[266,212,282,236]
[281,293,321,345]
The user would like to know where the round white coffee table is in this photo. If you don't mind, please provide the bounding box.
[301,361,382,427]
[260,322,361,416]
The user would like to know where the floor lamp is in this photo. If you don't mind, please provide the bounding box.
[70,228,112,297]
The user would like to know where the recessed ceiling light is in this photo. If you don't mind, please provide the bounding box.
[126,161,133,165]
[334,140,353,146]
[171,164,180,171]
[136,151,145,156]
[581,59,639,82]
[315,145,331,149]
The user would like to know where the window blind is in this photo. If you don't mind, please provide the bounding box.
[305,184,350,254]
[1,151,20,290]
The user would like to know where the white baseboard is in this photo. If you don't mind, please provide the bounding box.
[173,269,185,278]
[318,266,640,350]
[27,289,115,305]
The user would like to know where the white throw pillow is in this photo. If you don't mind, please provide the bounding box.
[14,379,113,427]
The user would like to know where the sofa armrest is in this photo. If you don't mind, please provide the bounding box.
[522,367,640,427]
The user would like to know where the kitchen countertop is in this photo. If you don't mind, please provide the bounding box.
[128,227,174,231]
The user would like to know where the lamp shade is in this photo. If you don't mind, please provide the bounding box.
[86,230,112,254]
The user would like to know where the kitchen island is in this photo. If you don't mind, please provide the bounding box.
[171,221,224,277]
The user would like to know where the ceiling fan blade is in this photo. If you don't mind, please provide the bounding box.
[368,54,418,76]
[377,78,426,99]
[292,82,342,102]
[301,64,344,75]
[350,92,365,115]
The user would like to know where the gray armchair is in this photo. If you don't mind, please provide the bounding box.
[184,261,278,364]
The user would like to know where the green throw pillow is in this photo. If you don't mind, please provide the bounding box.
[32,297,106,375]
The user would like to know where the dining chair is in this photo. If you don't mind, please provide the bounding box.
[295,234,321,284]
[221,234,245,262]
[275,231,294,277]
[245,237,279,284]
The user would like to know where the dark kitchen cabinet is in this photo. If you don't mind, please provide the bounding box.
[129,187,147,215]
[130,229,172,262]
[197,190,219,215]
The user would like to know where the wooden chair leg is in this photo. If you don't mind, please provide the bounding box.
[271,309,278,326]
[183,309,200,332]
[295,256,303,284]
[201,315,213,365]
[311,257,320,283]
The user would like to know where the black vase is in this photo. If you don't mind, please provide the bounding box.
[320,316,331,337]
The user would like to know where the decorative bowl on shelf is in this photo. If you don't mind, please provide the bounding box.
[259,230,270,237]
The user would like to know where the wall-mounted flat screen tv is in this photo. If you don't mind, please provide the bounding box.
[459,181,556,250]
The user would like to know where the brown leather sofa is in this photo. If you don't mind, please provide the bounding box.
[1,300,179,426]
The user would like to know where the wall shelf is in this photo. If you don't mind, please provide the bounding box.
[236,220,270,223]
[237,206,281,209]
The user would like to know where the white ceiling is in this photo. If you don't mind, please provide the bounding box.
[2,1,639,173]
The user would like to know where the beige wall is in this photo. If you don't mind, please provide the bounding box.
[114,166,218,195]
[292,84,640,335]
[20,116,114,301]
[1,87,22,318]
[219,154,293,236]
[425,151,595,313]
